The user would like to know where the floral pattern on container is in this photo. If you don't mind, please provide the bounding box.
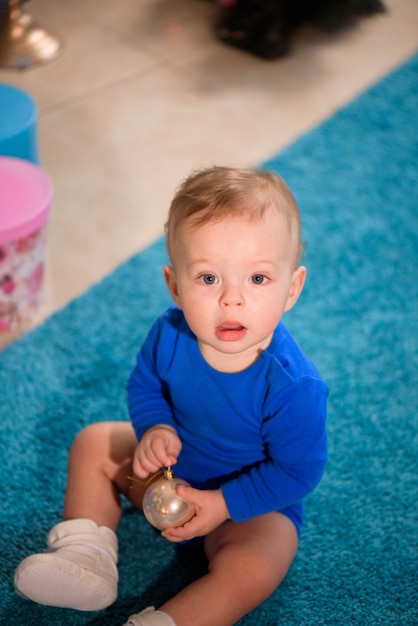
[0,224,47,330]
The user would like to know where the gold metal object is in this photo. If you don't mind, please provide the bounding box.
[164,466,174,479]
[0,0,62,69]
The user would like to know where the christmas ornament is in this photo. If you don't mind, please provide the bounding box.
[142,467,195,530]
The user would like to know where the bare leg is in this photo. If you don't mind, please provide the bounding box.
[63,421,144,529]
[159,512,298,626]
[14,421,144,610]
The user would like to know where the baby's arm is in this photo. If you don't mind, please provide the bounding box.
[133,425,182,478]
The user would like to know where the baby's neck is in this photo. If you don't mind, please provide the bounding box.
[198,342,267,374]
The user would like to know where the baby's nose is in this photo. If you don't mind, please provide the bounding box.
[219,285,244,307]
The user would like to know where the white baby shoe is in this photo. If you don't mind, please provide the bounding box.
[122,606,177,625]
[14,518,118,610]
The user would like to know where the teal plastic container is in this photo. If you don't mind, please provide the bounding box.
[0,83,39,164]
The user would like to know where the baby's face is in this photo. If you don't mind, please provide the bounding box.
[164,207,305,372]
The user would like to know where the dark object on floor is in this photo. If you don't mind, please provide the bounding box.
[215,0,387,60]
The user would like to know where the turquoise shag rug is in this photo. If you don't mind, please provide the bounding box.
[1,52,417,625]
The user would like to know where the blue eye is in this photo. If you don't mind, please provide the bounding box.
[200,274,217,285]
[251,274,266,285]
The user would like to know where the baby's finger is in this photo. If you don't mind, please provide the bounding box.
[133,448,162,476]
[151,437,177,467]
[162,517,200,543]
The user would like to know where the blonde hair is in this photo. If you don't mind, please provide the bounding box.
[165,166,303,266]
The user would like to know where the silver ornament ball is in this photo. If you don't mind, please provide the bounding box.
[142,467,195,530]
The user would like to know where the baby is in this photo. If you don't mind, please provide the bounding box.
[15,166,328,626]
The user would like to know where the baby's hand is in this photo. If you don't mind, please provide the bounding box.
[133,425,181,478]
[162,486,230,543]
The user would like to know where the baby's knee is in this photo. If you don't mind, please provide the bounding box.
[70,422,110,459]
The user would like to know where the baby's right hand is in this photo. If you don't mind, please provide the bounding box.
[133,425,181,478]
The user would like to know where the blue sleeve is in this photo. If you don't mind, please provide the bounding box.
[127,315,177,440]
[221,378,328,521]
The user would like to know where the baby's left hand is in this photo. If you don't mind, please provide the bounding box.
[162,486,230,543]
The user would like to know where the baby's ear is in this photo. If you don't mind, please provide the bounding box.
[284,265,306,312]
[163,265,181,306]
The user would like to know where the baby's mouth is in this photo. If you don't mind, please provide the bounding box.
[215,321,247,341]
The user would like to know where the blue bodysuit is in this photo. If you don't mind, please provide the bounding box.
[128,305,328,535]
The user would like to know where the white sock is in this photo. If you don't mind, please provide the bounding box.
[123,606,177,626]
[14,518,118,611]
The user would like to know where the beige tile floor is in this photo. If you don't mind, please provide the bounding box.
[0,0,417,349]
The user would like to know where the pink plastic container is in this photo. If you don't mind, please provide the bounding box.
[0,156,52,330]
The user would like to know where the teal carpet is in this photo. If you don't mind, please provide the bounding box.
[1,52,417,625]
